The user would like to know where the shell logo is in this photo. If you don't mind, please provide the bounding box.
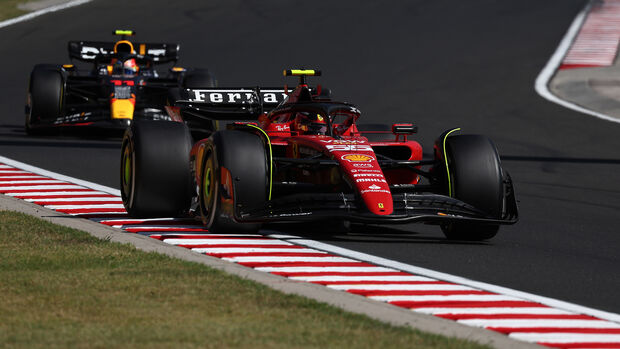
[341,154,374,162]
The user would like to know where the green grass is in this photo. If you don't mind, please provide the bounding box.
[0,0,28,21]
[0,211,490,348]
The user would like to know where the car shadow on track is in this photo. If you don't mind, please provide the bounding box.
[265,223,490,246]
[501,155,620,165]
[0,138,120,149]
[0,123,124,143]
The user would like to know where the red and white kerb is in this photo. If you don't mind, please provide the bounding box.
[2,162,620,348]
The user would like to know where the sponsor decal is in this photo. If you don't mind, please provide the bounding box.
[147,48,165,56]
[78,45,169,60]
[320,139,367,144]
[352,162,373,168]
[341,154,375,162]
[114,86,132,99]
[326,144,373,152]
[53,112,92,124]
[360,189,391,194]
[352,173,383,178]
[189,89,288,104]
[274,124,290,131]
[80,46,109,59]
[277,212,313,217]
[351,168,382,173]
[360,183,390,194]
[356,178,387,183]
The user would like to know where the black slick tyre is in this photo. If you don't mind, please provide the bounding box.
[440,134,504,241]
[26,66,64,134]
[121,120,193,217]
[199,130,268,233]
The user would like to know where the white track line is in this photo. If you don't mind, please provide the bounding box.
[414,307,574,315]
[255,266,396,273]
[510,333,620,343]
[459,318,620,328]
[162,238,293,246]
[534,0,620,124]
[5,191,110,197]
[25,197,122,202]
[332,284,476,291]
[370,295,522,303]
[196,248,324,254]
[0,0,93,29]
[45,203,125,209]
[290,275,435,282]
[0,156,119,195]
[222,256,357,263]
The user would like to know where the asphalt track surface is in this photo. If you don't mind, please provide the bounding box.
[1,0,619,315]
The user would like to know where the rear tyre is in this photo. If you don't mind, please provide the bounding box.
[439,135,504,241]
[121,120,193,217]
[26,66,64,134]
[199,130,268,233]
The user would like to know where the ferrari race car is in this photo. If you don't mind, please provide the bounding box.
[120,70,518,240]
[25,30,216,135]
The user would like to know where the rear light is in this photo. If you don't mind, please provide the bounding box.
[392,123,417,141]
[392,123,417,134]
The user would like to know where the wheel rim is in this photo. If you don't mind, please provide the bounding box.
[201,153,216,221]
[203,168,212,198]
[121,141,134,206]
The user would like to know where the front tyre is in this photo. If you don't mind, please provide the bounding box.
[121,120,193,217]
[439,134,504,241]
[26,65,64,135]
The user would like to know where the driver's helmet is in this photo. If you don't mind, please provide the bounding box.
[122,58,138,75]
[293,112,327,135]
[110,40,138,75]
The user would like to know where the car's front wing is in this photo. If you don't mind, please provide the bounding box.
[237,190,518,225]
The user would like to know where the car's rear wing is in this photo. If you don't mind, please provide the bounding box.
[68,41,179,63]
[175,87,295,120]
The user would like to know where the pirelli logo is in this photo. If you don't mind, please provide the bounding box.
[188,89,289,104]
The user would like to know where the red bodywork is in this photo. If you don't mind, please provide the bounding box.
[190,83,422,217]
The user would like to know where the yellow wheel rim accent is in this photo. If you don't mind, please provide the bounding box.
[203,167,212,199]
[442,128,461,197]
[123,149,131,186]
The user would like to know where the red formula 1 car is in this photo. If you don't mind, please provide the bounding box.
[120,70,518,240]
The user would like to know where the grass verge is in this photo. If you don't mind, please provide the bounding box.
[0,210,490,348]
[0,0,28,22]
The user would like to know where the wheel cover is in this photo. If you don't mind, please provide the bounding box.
[121,141,134,206]
[201,155,216,219]
[203,168,212,199]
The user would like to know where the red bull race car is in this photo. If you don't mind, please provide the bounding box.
[25,30,216,135]
[120,70,518,240]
